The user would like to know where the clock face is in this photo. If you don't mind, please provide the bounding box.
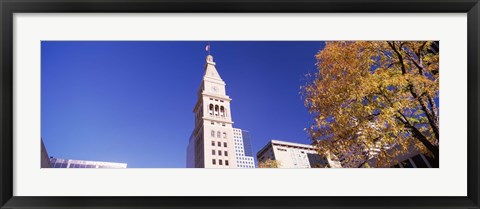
[211,86,218,92]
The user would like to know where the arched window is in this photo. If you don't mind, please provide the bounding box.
[220,106,225,117]
[211,130,215,137]
[214,105,219,116]
[223,132,227,139]
[217,131,221,138]
[209,104,214,115]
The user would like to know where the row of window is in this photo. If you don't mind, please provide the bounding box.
[211,130,227,139]
[209,98,224,103]
[238,165,254,168]
[208,104,228,117]
[212,150,228,156]
[210,121,226,127]
[211,141,227,147]
[237,161,254,165]
[212,159,229,166]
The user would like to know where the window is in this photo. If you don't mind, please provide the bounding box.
[218,150,222,156]
[223,132,227,138]
[224,151,228,156]
[212,159,216,165]
[225,160,229,166]
[223,142,227,147]
[217,131,221,138]
[212,150,215,155]
[219,160,223,165]
[209,104,214,115]
[220,106,225,117]
[211,130,215,137]
[211,121,214,125]
[211,141,215,146]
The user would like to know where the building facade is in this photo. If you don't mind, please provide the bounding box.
[257,140,327,168]
[312,140,437,168]
[49,158,127,168]
[233,128,255,168]
[41,139,51,168]
[186,55,238,168]
[391,153,436,168]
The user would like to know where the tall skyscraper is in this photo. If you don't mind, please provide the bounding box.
[233,128,255,168]
[187,55,238,168]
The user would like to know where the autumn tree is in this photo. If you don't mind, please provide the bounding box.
[302,41,439,168]
[258,159,282,168]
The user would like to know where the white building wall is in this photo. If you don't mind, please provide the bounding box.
[257,140,326,168]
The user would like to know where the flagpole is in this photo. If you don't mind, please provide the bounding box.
[208,42,211,55]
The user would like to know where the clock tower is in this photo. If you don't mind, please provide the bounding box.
[187,54,237,168]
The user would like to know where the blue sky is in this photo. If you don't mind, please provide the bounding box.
[41,41,325,168]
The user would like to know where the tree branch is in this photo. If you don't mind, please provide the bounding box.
[409,85,439,141]
[387,41,406,75]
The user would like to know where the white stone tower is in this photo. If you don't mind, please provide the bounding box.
[187,55,237,168]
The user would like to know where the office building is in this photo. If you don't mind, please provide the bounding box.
[49,157,127,168]
[233,128,255,168]
[41,139,51,168]
[312,140,437,168]
[257,140,327,168]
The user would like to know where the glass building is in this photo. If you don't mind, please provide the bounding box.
[241,130,254,157]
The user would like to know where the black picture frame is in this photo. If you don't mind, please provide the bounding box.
[1,0,479,208]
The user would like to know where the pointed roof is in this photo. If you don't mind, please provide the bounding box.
[203,55,223,82]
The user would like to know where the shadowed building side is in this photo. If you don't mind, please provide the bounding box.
[41,139,51,168]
